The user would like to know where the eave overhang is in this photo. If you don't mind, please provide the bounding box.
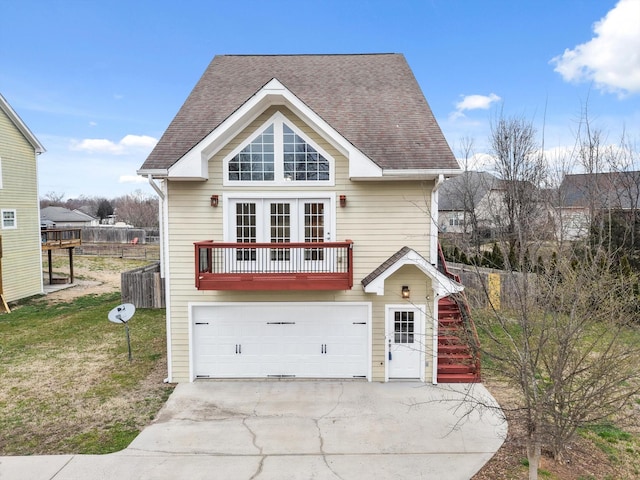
[137,78,383,181]
[352,168,461,182]
[0,93,46,154]
[362,247,463,297]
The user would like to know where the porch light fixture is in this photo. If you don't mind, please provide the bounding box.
[210,195,219,207]
[401,285,410,299]
[339,195,347,207]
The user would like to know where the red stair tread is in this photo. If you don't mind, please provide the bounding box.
[437,373,480,383]
[437,294,481,383]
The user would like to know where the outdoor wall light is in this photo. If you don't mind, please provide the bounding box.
[210,195,219,207]
[339,195,347,207]
[401,285,410,299]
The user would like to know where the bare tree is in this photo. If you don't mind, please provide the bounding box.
[478,247,640,480]
[40,191,65,207]
[473,110,640,480]
[489,113,547,264]
[113,190,159,228]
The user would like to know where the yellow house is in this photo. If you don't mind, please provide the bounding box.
[0,94,45,304]
[139,54,479,384]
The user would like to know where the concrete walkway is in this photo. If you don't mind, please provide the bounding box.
[0,381,506,480]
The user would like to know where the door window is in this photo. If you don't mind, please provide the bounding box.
[235,202,257,261]
[394,311,415,344]
[270,202,291,261]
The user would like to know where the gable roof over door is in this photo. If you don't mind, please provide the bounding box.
[139,54,458,177]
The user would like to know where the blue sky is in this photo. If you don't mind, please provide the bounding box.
[2,0,639,199]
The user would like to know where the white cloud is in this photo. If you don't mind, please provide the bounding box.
[70,134,157,155]
[450,93,501,120]
[119,175,149,184]
[551,0,640,95]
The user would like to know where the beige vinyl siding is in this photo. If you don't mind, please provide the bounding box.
[165,107,435,381]
[0,108,42,302]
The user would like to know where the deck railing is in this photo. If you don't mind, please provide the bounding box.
[194,240,354,291]
[41,228,82,249]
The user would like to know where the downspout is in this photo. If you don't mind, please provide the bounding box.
[147,175,165,278]
[147,174,172,383]
[430,174,444,384]
[430,174,444,265]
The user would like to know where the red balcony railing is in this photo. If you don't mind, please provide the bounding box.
[194,240,354,291]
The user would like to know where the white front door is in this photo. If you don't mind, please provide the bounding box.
[387,307,423,379]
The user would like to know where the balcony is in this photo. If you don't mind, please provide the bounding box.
[195,240,353,291]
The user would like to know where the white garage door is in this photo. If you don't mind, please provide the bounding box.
[192,303,369,379]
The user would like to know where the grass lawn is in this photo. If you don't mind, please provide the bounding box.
[473,307,640,480]
[0,277,172,455]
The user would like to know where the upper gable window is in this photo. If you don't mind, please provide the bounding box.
[224,113,334,186]
[228,125,275,181]
[283,125,330,181]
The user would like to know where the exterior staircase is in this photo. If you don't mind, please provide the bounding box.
[437,295,481,383]
[436,244,481,383]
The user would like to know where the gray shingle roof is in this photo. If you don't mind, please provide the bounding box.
[438,171,501,211]
[140,54,457,172]
[361,246,413,287]
[41,206,96,223]
[559,172,640,209]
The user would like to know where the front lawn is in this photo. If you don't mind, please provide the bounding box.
[0,290,172,455]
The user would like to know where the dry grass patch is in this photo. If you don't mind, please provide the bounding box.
[1,256,172,455]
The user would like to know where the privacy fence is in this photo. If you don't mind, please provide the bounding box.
[446,262,528,311]
[121,262,165,308]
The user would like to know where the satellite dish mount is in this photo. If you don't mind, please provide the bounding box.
[108,303,136,361]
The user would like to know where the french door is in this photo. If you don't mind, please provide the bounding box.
[229,198,331,271]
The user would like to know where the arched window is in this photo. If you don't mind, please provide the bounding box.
[224,113,333,186]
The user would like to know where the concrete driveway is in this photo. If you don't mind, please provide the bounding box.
[0,381,506,480]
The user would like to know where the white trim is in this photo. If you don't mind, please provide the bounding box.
[363,248,463,297]
[188,301,372,382]
[385,304,426,382]
[431,295,439,385]
[1,209,17,229]
[159,181,173,383]
[163,79,381,181]
[0,94,45,154]
[351,169,462,181]
[221,111,335,187]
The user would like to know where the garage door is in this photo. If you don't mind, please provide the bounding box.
[192,303,369,379]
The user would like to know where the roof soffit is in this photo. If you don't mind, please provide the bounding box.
[166,79,382,180]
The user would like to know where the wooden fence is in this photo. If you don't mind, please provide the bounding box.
[446,262,530,311]
[80,227,149,244]
[121,262,165,308]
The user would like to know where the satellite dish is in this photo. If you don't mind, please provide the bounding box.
[108,303,136,324]
[108,303,136,361]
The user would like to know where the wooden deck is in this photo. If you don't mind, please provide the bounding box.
[41,228,82,250]
[41,228,82,284]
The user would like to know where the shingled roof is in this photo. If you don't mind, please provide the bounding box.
[140,54,457,172]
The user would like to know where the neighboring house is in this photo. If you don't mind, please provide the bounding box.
[556,172,640,240]
[0,94,45,303]
[40,206,99,227]
[439,171,504,237]
[139,54,469,384]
